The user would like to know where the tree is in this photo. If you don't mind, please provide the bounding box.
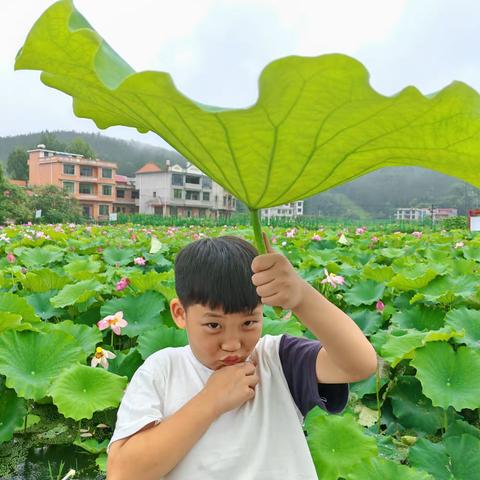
[7,147,29,180]
[29,184,83,223]
[67,137,96,159]
[39,131,67,151]
[0,164,32,223]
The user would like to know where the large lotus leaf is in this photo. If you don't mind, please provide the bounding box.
[377,248,406,260]
[0,312,24,334]
[15,0,480,211]
[305,408,377,480]
[344,280,385,307]
[0,292,40,324]
[408,434,480,480]
[38,320,102,358]
[444,307,480,348]
[48,364,128,421]
[345,456,434,480]
[349,373,389,400]
[380,327,463,368]
[410,342,480,411]
[461,245,480,263]
[26,291,64,320]
[389,375,446,435]
[347,309,384,336]
[102,247,135,266]
[261,317,304,336]
[63,258,102,281]
[387,264,439,291]
[12,245,64,267]
[444,418,480,441]
[100,291,166,337]
[50,279,103,308]
[0,377,27,444]
[410,275,479,305]
[21,268,70,293]
[73,437,109,455]
[107,348,143,381]
[390,306,445,332]
[0,330,84,401]
[137,324,188,360]
[128,270,175,299]
[361,264,395,283]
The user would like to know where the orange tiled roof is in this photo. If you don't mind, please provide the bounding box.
[115,174,129,183]
[135,162,162,174]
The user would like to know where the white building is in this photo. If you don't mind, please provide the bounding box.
[261,201,304,221]
[394,207,458,221]
[135,161,236,218]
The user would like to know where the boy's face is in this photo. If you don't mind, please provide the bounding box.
[170,299,263,371]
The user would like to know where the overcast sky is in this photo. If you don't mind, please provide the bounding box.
[1,0,479,149]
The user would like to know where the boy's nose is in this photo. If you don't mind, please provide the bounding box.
[221,339,242,351]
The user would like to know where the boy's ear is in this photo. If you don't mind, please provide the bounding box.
[170,298,187,329]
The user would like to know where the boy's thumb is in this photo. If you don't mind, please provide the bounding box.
[262,231,275,254]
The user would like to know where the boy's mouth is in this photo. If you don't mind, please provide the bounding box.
[222,356,241,365]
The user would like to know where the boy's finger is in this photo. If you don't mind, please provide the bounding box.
[262,231,275,254]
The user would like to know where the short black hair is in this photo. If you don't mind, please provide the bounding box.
[174,235,261,315]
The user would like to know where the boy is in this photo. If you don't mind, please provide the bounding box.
[106,232,378,480]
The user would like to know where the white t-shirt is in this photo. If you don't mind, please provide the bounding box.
[107,334,349,479]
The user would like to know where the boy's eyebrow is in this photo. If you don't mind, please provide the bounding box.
[202,311,258,318]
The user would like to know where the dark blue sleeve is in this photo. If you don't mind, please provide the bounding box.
[279,334,349,416]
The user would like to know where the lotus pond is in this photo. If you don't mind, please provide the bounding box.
[0,223,479,479]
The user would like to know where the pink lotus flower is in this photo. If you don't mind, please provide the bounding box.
[355,226,367,235]
[412,231,423,239]
[271,236,277,244]
[286,228,297,238]
[97,311,128,335]
[320,269,345,288]
[91,346,116,368]
[454,241,464,249]
[371,236,379,243]
[115,277,130,291]
[134,257,146,265]
[312,234,322,241]
[6,253,15,263]
[376,300,385,312]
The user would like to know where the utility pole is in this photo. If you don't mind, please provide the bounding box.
[431,203,434,229]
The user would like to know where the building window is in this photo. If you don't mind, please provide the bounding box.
[63,164,75,175]
[173,189,182,199]
[186,190,200,200]
[185,175,200,185]
[202,192,210,201]
[80,166,93,177]
[223,195,227,207]
[102,168,112,178]
[172,173,184,186]
[153,191,157,198]
[186,208,192,217]
[201,177,212,188]
[102,185,112,196]
[116,189,125,198]
[99,205,109,215]
[132,190,139,199]
[170,206,178,216]
[79,183,93,194]
[63,181,74,194]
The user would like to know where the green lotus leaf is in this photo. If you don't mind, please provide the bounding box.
[347,309,384,336]
[0,330,84,401]
[349,373,389,400]
[107,348,143,381]
[410,342,480,411]
[0,377,27,444]
[0,312,24,334]
[387,264,439,291]
[102,247,135,266]
[444,307,480,348]
[21,268,70,292]
[12,245,64,267]
[39,320,102,358]
[361,264,395,283]
[443,418,480,440]
[50,279,103,308]
[380,327,463,368]
[0,292,40,324]
[73,437,109,454]
[389,375,446,435]
[345,456,434,480]
[344,280,385,307]
[390,306,445,332]
[48,364,128,420]
[100,291,166,337]
[128,270,174,297]
[410,275,479,305]
[305,408,377,480]
[137,324,188,360]
[64,258,102,280]
[15,0,480,213]
[408,434,480,480]
[261,317,304,337]
[26,291,64,320]
[461,245,480,263]
[377,248,406,260]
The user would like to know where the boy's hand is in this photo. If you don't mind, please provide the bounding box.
[203,360,259,417]
[251,231,307,311]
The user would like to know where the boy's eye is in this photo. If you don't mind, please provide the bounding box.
[206,323,220,329]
